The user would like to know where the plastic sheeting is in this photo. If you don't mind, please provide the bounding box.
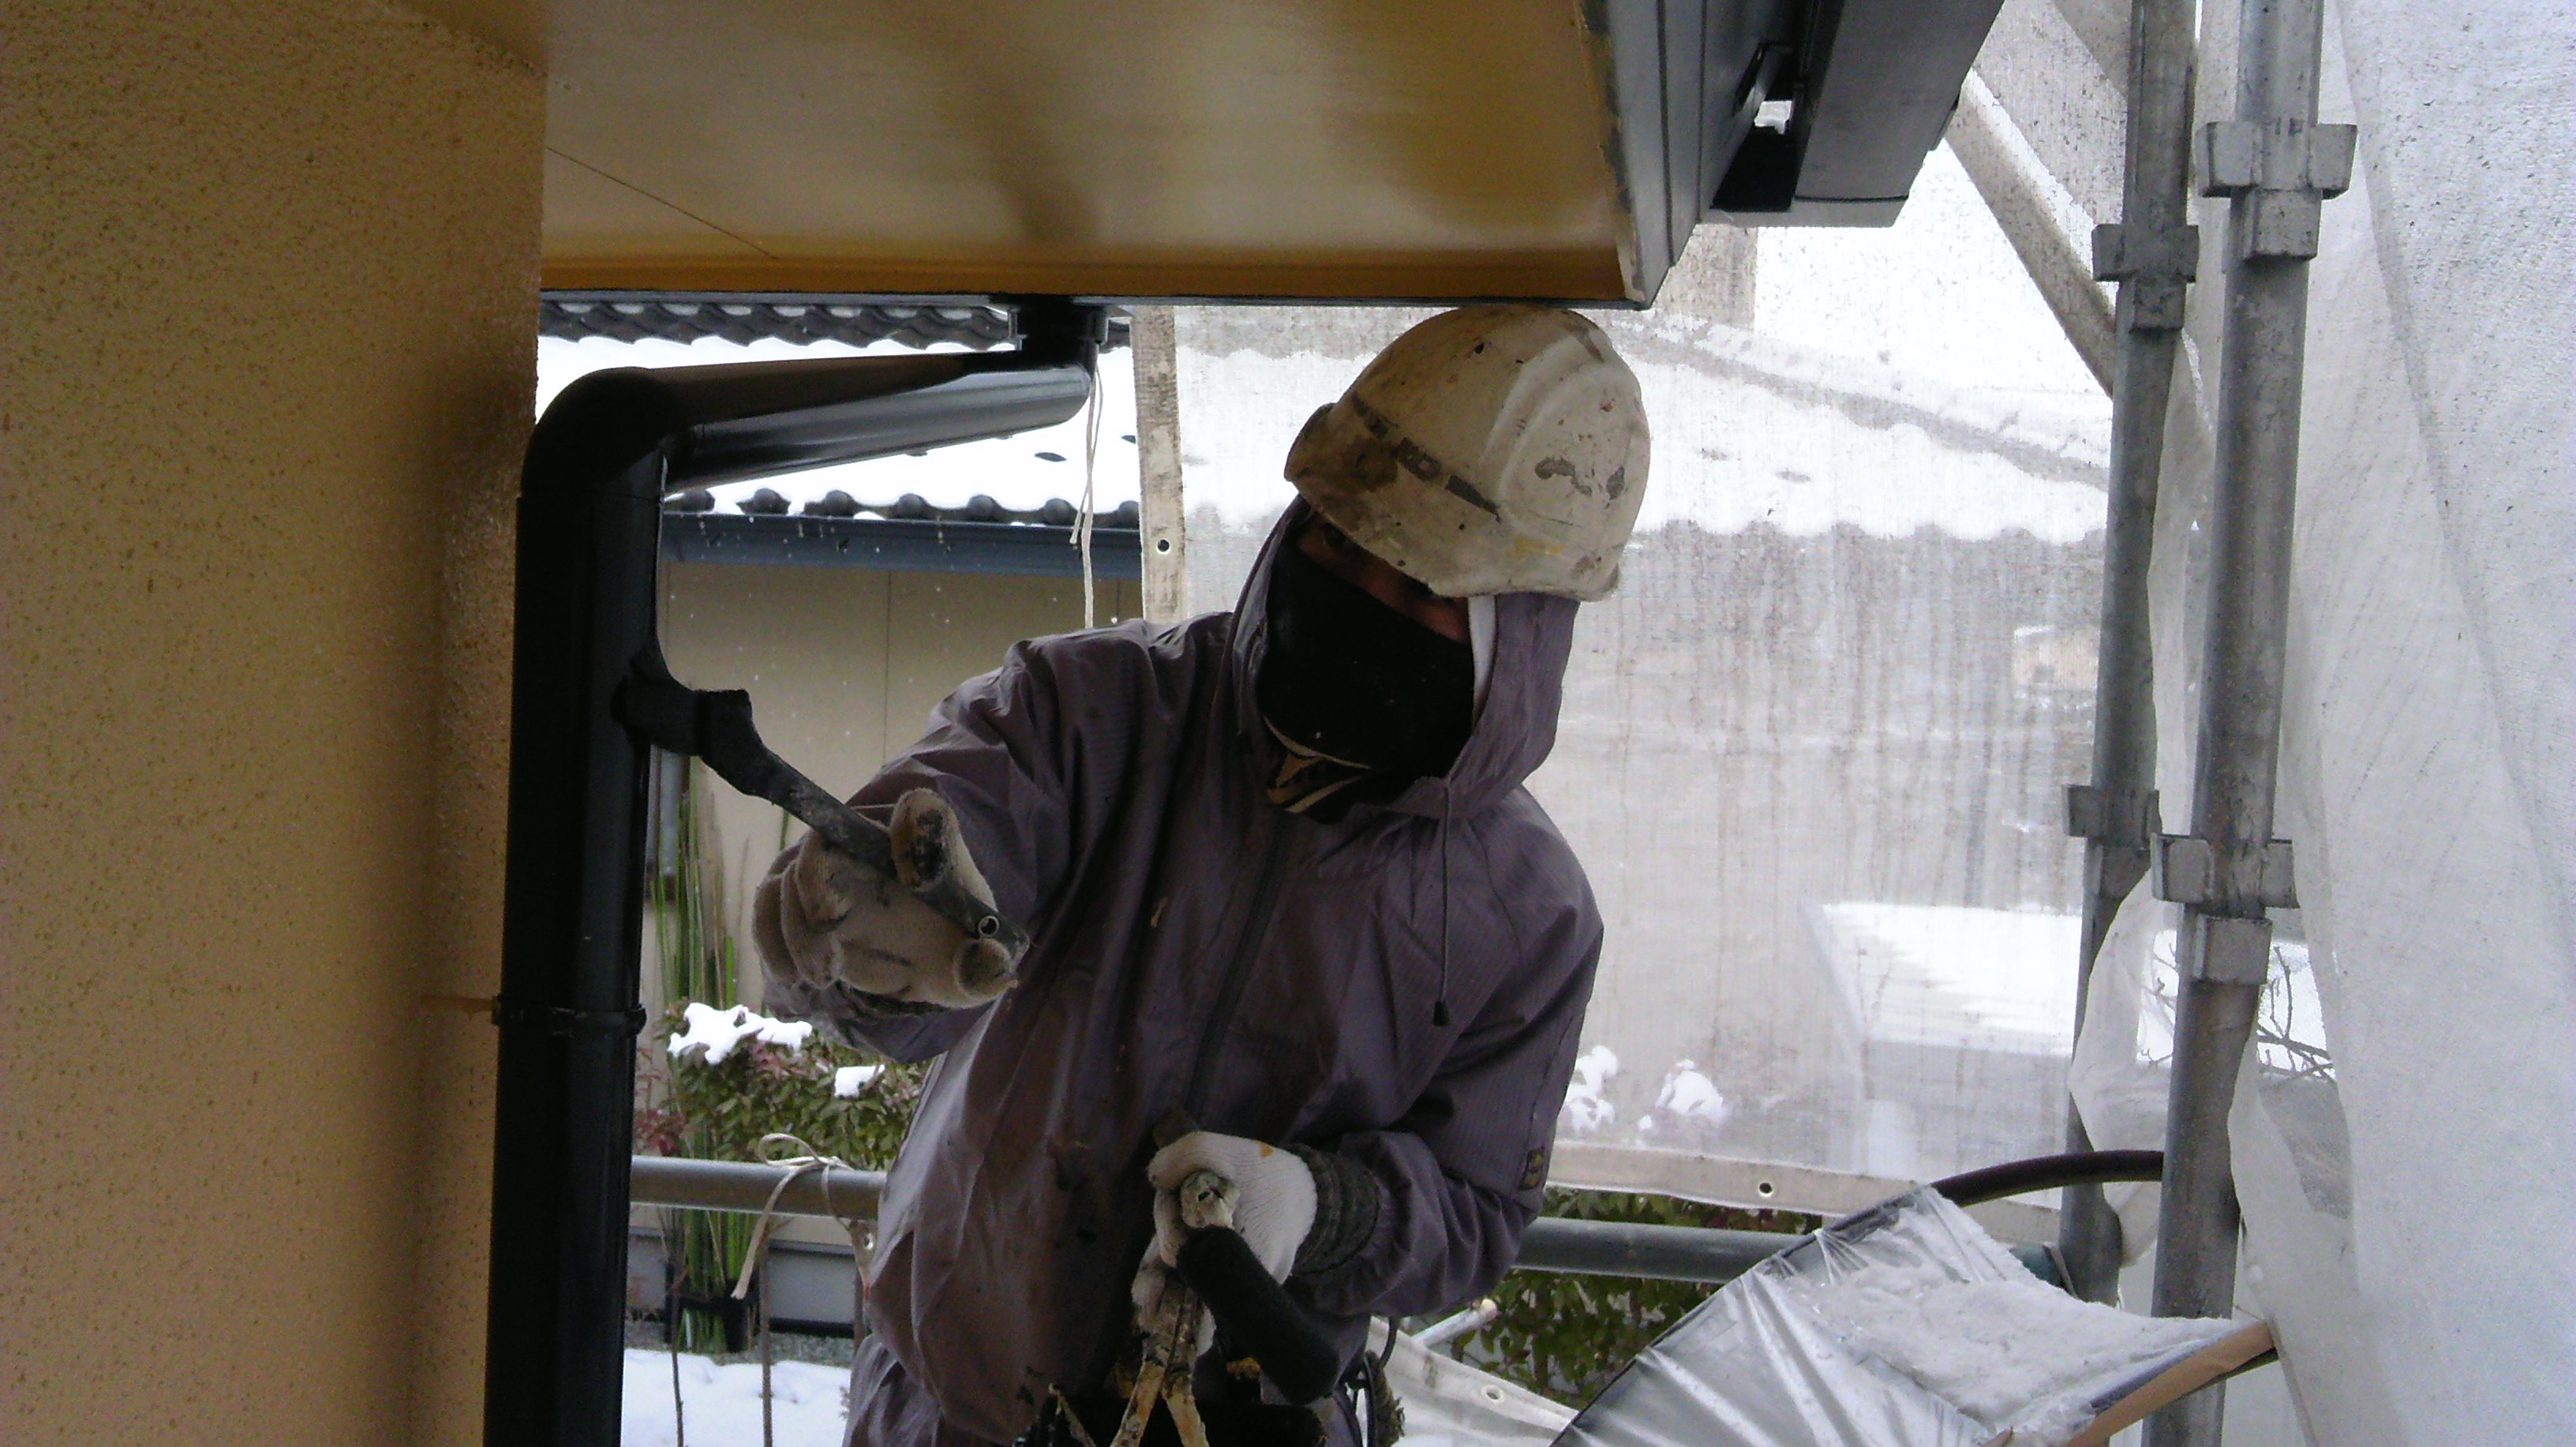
[1173,178,2117,1220]
[1368,1322,1574,1447]
[1552,1189,2239,1447]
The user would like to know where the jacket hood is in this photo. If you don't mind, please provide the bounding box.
[1230,499,1580,819]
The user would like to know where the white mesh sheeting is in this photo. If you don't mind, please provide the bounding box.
[2065,2,2576,1441]
[1176,218,2113,1216]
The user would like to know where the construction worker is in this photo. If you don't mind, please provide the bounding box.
[754,305,1650,1447]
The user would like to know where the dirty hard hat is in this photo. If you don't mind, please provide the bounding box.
[1283,305,1649,600]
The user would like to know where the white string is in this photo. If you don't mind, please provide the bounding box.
[731,1132,859,1301]
[1075,376,1101,628]
[721,1132,863,1447]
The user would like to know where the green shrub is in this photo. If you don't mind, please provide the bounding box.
[646,1004,924,1171]
[636,1001,924,1352]
[1473,1191,1820,1404]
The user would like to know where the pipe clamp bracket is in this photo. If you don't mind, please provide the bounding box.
[2154,834,2298,910]
[2178,912,2275,985]
[493,999,651,1038]
[2199,120,2357,260]
[2093,222,2200,330]
[2066,783,2162,846]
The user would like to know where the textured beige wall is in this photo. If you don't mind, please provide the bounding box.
[1,4,540,1444]
[661,563,1140,1003]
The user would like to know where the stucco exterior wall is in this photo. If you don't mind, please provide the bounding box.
[2,5,540,1444]
[660,562,1141,1004]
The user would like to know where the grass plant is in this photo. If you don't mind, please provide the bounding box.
[639,759,758,1352]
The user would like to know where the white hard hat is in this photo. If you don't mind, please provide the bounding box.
[1284,305,1649,600]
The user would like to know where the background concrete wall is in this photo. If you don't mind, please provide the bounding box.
[659,561,1142,1004]
[1,4,540,1443]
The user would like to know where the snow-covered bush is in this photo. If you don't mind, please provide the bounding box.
[638,1001,921,1171]
[638,1000,925,1353]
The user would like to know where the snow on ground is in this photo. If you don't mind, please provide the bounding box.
[1571,1044,1619,1093]
[1652,1060,1729,1132]
[1559,1045,1622,1135]
[669,1002,814,1066]
[622,1348,848,1447]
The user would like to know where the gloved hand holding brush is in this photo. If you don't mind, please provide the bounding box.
[753,787,1021,1015]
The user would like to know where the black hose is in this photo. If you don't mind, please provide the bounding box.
[1930,1150,2165,1208]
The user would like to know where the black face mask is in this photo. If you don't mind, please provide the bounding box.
[1256,530,1475,791]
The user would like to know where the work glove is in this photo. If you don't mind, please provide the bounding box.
[751,787,1019,1015]
[1147,1132,1318,1281]
[1129,1132,1386,1361]
[1130,1165,1237,1360]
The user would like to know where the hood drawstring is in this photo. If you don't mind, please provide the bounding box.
[1437,598,1496,1030]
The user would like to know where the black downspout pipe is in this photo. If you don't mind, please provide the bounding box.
[485,301,1099,1446]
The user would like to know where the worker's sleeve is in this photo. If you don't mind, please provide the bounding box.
[757,632,1124,1062]
[1291,883,1601,1318]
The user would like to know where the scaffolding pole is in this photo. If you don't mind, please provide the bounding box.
[2146,0,2352,1439]
[2059,0,2201,1308]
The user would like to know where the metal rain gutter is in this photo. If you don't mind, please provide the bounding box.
[485,299,1099,1447]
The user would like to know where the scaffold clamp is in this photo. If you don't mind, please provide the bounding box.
[2199,119,2357,260]
[2154,834,2299,911]
[2066,783,2162,847]
[2091,222,2200,330]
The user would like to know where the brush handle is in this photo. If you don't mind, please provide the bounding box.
[618,652,1027,955]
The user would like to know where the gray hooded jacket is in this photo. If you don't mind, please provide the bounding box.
[762,506,1601,1445]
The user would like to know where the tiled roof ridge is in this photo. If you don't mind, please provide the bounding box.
[541,294,1131,353]
[668,487,1140,530]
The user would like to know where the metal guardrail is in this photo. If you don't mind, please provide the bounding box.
[632,1154,887,1219]
[628,1156,2061,1288]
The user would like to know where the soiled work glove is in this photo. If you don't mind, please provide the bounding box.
[751,787,1020,1016]
[1147,1133,1319,1280]
[1130,1167,1239,1359]
[1130,1132,1387,1359]
[1148,1131,1385,1277]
